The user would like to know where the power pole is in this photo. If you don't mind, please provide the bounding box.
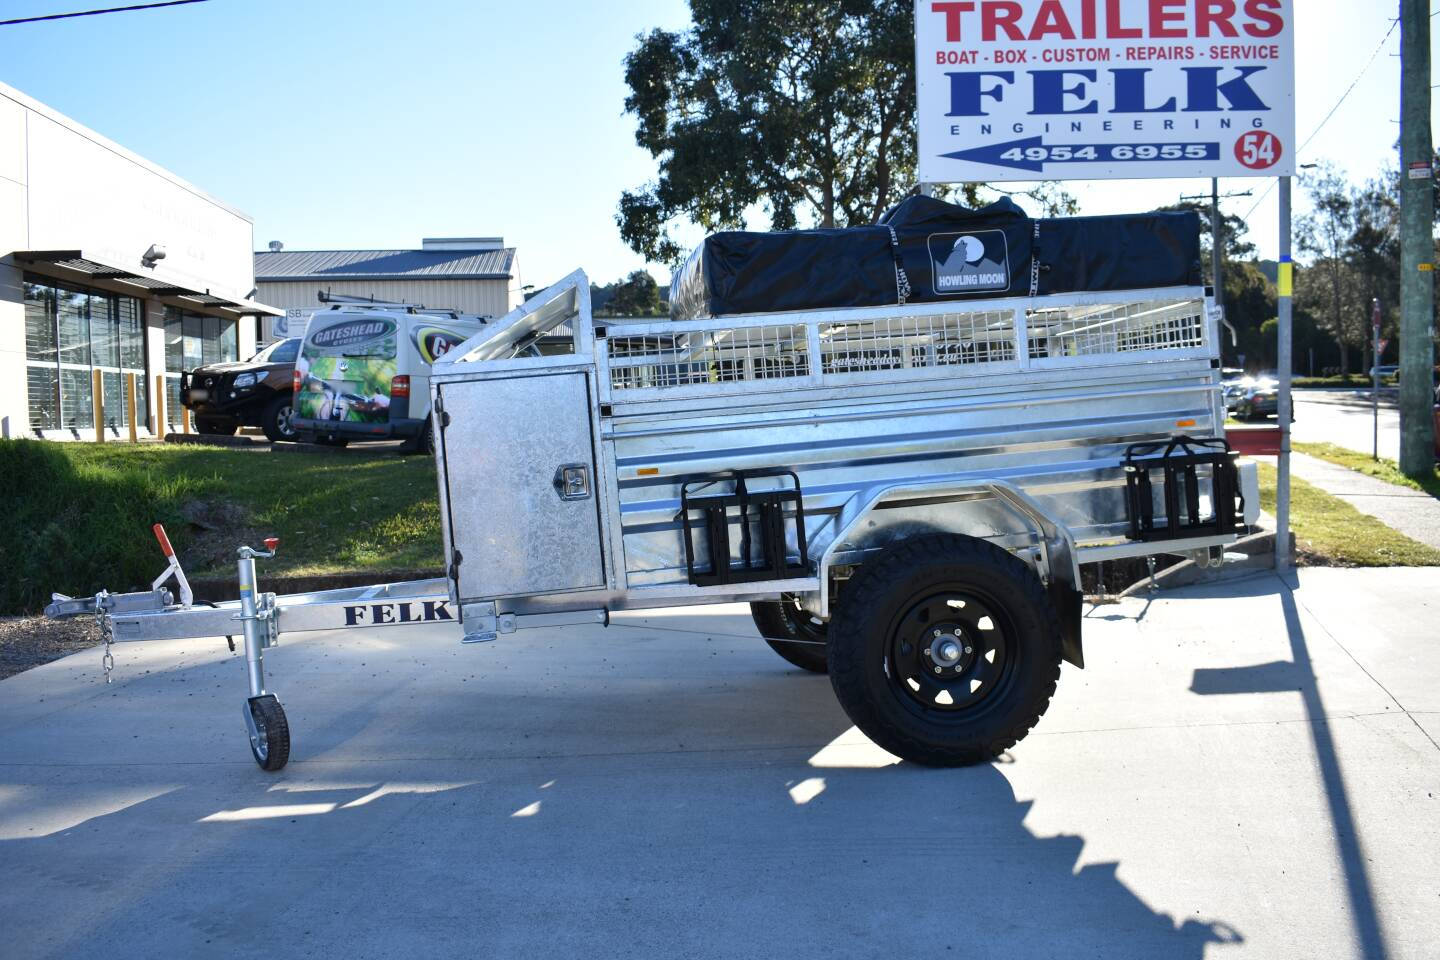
[1399,0,1436,476]
[1180,181,1251,363]
[1211,179,1224,313]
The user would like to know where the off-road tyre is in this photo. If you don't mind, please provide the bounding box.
[827,533,1062,766]
[751,595,829,673]
[196,417,237,436]
[261,394,297,443]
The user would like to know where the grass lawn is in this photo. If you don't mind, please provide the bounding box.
[3,439,442,614]
[8,436,1436,614]
[1292,441,1440,499]
[1256,461,1440,567]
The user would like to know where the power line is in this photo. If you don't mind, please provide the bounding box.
[1241,18,1401,222]
[0,0,208,27]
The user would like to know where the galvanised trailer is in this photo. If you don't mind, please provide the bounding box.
[47,269,1257,771]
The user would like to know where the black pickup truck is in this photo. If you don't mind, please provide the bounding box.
[180,338,301,441]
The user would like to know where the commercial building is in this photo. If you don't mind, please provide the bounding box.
[254,238,521,340]
[0,81,279,440]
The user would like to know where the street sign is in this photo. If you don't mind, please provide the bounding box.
[915,0,1296,183]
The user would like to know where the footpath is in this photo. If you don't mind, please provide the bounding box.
[1289,452,1440,551]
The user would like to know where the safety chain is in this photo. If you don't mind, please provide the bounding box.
[96,604,115,684]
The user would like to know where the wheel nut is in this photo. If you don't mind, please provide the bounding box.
[933,630,942,637]
[964,646,972,654]
[934,667,943,674]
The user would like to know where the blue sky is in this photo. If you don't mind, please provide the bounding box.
[1,0,1434,289]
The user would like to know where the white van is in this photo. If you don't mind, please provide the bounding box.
[290,302,485,453]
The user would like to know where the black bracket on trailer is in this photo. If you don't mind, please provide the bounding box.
[1123,435,1245,542]
[677,470,809,586]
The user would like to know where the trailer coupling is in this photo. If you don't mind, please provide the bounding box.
[45,526,293,769]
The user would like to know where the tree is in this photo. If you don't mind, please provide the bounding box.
[618,0,1073,264]
[1346,171,1401,369]
[1157,200,1268,368]
[1224,261,1278,369]
[603,271,666,317]
[1157,200,1256,264]
[1297,161,1360,373]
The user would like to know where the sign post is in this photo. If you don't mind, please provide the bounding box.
[1371,298,1382,461]
[913,0,1297,565]
[1276,180,1292,569]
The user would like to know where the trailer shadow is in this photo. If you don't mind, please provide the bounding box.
[0,628,1243,958]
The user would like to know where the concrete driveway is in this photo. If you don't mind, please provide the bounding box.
[1,568,1437,959]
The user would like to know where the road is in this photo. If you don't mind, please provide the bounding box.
[2,570,1438,959]
[1290,388,1399,460]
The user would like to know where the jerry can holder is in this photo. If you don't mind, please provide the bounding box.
[678,470,809,586]
[1123,436,1245,542]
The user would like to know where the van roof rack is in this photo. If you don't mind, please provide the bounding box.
[315,289,488,323]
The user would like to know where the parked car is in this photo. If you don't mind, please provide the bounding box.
[290,303,485,454]
[1220,368,1248,411]
[1231,373,1280,421]
[180,338,301,441]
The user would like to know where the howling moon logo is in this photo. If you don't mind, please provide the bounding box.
[953,235,985,264]
[928,229,1011,295]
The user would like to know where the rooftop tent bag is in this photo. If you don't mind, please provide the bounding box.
[1034,210,1202,294]
[668,226,900,320]
[667,199,1202,320]
[669,196,1037,320]
[878,194,1034,301]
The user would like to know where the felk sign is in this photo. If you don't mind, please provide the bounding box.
[915,0,1295,182]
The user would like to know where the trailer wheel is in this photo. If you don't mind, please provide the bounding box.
[245,695,290,771]
[827,534,1061,766]
[751,595,828,673]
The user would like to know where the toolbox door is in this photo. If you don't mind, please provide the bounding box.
[438,373,605,600]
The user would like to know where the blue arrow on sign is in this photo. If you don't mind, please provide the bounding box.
[941,136,1221,172]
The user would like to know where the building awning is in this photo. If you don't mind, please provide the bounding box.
[13,250,283,317]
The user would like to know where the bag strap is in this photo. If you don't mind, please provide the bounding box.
[1029,221,1041,297]
[885,225,912,306]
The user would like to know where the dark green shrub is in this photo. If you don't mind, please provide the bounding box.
[1,440,195,613]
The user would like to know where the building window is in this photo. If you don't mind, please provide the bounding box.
[23,276,147,434]
[163,307,237,423]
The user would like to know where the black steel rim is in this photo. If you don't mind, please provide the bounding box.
[885,590,1015,716]
[782,594,827,644]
